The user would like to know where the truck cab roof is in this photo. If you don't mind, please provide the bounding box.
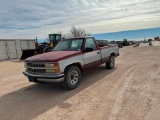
[63,36,93,40]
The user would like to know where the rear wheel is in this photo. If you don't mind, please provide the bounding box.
[61,66,81,90]
[106,56,115,69]
[40,45,47,54]
[42,46,48,53]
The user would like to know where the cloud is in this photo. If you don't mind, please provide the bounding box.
[0,0,160,39]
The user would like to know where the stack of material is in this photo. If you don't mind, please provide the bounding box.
[152,41,160,46]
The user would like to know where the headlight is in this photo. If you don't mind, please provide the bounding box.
[46,69,60,73]
[45,63,58,67]
[45,63,60,73]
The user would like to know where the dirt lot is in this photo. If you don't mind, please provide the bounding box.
[0,45,160,120]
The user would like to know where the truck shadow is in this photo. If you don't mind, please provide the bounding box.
[0,65,117,120]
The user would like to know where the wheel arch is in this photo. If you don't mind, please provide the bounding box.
[64,62,83,73]
[110,52,116,56]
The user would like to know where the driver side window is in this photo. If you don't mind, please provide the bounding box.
[85,38,97,50]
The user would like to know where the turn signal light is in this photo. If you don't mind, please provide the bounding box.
[55,68,60,73]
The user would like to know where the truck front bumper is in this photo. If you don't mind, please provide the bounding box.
[23,71,65,83]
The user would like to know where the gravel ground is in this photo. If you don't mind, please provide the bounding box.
[0,45,160,120]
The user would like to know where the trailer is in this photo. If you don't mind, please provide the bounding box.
[0,39,36,61]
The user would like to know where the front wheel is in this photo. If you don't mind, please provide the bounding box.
[106,56,115,69]
[61,66,81,90]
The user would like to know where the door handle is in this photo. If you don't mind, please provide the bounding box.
[97,52,100,54]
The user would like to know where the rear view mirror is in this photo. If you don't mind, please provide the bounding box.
[84,47,93,52]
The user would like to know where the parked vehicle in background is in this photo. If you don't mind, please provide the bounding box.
[21,34,62,60]
[123,39,130,46]
[154,37,160,41]
[96,40,109,47]
[131,41,138,44]
[23,36,119,90]
[115,41,123,48]
[148,39,153,46]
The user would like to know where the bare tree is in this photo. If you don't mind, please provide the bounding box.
[56,31,67,39]
[57,31,62,36]
[65,26,90,38]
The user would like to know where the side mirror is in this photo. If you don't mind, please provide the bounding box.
[84,47,94,52]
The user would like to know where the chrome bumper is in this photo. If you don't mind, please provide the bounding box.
[23,71,65,83]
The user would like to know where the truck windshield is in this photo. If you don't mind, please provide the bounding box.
[53,39,83,51]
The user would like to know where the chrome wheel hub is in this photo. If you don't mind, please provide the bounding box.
[69,70,78,85]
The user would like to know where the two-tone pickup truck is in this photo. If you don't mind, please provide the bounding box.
[23,36,119,90]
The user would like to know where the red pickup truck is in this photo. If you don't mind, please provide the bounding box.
[23,36,119,90]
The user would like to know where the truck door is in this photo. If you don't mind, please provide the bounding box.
[83,38,101,69]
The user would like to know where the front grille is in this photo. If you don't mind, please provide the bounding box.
[27,63,45,67]
[26,62,46,73]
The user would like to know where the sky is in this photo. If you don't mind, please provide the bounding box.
[93,27,160,41]
[0,0,160,40]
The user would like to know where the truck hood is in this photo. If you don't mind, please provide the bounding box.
[25,51,82,62]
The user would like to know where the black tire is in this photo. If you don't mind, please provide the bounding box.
[45,47,53,52]
[61,66,81,90]
[43,46,49,53]
[40,45,47,54]
[106,56,115,69]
